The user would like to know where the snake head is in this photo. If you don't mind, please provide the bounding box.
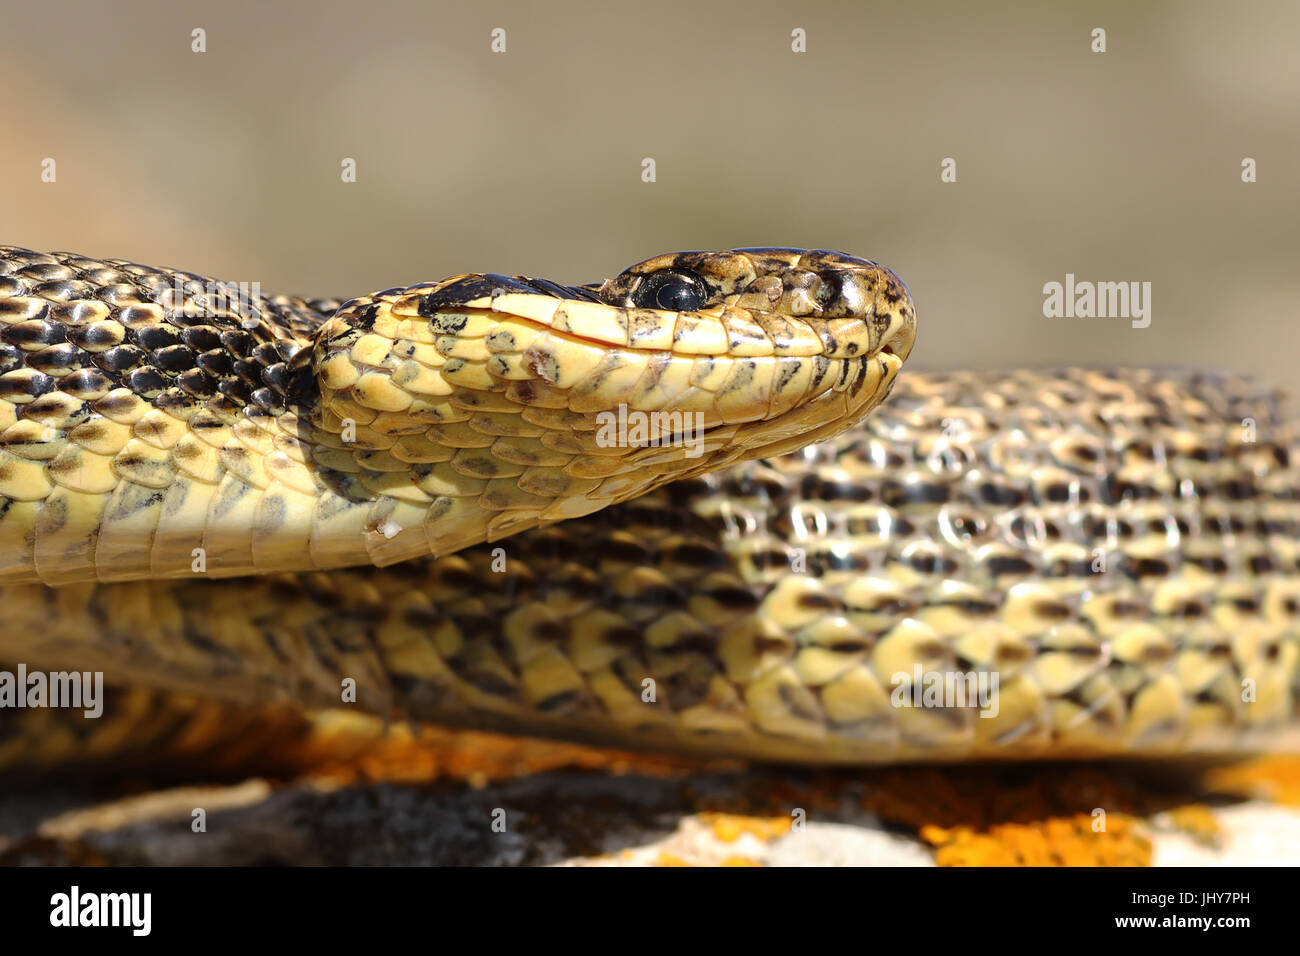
[303,248,914,564]
[590,248,916,455]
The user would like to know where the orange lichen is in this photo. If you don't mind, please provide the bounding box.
[700,813,793,843]
[923,814,1152,867]
[301,724,706,786]
[1203,755,1300,806]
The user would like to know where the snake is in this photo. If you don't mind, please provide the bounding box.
[0,244,1297,773]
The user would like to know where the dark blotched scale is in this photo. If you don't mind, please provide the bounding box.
[95,344,148,373]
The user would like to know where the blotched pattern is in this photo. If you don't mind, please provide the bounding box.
[5,369,1298,764]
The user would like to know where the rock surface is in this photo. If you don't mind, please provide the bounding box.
[4,750,1299,866]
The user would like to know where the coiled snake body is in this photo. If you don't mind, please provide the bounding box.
[1,246,1297,768]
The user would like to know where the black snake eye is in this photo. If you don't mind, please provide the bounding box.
[632,270,708,312]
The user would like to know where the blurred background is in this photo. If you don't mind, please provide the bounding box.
[1,0,1296,380]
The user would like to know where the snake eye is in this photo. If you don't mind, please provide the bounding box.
[632,270,708,312]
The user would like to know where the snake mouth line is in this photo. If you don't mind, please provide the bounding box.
[430,292,894,362]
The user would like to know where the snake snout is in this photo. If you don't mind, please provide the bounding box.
[872,272,917,365]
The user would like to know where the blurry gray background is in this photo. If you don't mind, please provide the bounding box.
[2,0,1296,380]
